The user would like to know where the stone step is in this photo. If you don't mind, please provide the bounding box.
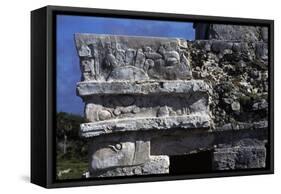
[80,114,211,138]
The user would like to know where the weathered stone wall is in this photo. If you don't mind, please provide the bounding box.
[192,24,268,170]
[189,39,268,129]
[75,30,269,132]
[75,26,268,177]
[193,23,268,42]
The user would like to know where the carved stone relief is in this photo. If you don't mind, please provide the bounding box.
[75,32,268,178]
[75,34,192,81]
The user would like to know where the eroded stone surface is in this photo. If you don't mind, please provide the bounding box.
[82,89,209,124]
[151,123,267,156]
[194,23,268,42]
[212,139,267,170]
[74,31,269,178]
[81,114,211,138]
[77,80,209,96]
[89,140,150,171]
[75,34,192,81]
[189,40,268,128]
[91,156,170,177]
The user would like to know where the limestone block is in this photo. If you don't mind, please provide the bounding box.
[212,139,267,170]
[74,34,192,81]
[81,82,210,123]
[80,114,211,138]
[92,155,170,177]
[76,80,210,96]
[89,140,150,171]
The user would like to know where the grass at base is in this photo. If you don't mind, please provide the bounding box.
[56,157,88,180]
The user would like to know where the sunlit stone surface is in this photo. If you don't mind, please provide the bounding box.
[75,31,268,177]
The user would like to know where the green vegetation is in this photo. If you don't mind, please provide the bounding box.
[56,157,88,180]
[56,112,88,180]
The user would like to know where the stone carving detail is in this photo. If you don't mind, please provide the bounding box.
[75,31,268,178]
[75,34,192,81]
[83,93,208,123]
[75,34,210,177]
[89,140,150,171]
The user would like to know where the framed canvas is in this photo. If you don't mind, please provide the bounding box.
[31,5,274,188]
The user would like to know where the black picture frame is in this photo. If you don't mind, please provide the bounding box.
[31,5,274,188]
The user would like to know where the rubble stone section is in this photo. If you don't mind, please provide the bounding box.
[212,139,267,170]
[193,24,269,171]
[75,30,268,177]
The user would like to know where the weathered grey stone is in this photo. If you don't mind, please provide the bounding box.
[261,27,268,42]
[135,49,146,69]
[77,80,210,96]
[211,40,233,53]
[88,140,150,171]
[252,99,268,110]
[215,121,268,131]
[231,101,240,112]
[75,34,192,81]
[212,139,266,170]
[96,109,112,121]
[253,120,268,129]
[157,106,170,117]
[74,32,269,178]
[141,155,169,174]
[83,87,209,123]
[212,148,236,170]
[194,23,268,42]
[189,39,268,128]
[151,125,267,156]
[255,42,268,61]
[78,44,91,57]
[81,114,211,138]
[91,156,169,177]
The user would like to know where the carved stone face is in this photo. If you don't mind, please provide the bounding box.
[89,140,150,171]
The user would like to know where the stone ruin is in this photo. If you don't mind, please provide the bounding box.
[75,24,268,177]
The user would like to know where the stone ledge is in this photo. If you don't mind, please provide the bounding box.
[151,126,267,156]
[80,114,211,138]
[77,80,209,96]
